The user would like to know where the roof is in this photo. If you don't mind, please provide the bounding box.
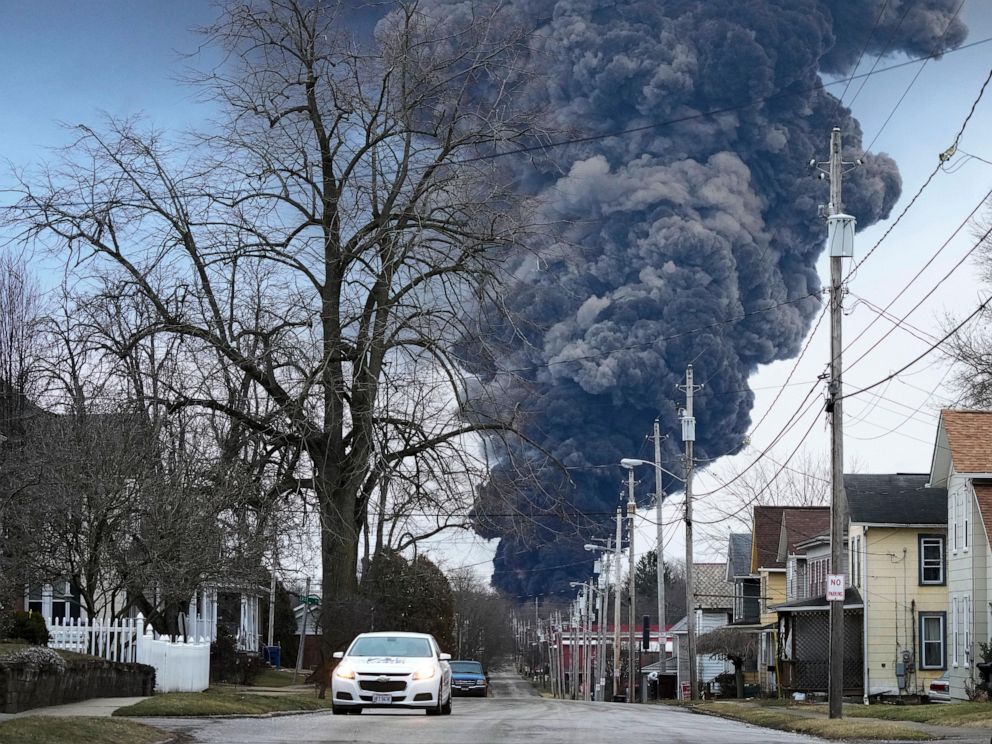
[693,563,735,610]
[974,484,992,546]
[774,587,863,612]
[940,410,992,473]
[752,506,829,570]
[845,473,946,525]
[726,533,752,580]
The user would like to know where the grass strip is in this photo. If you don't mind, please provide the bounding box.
[250,668,301,688]
[694,702,933,740]
[113,688,332,717]
[841,701,992,727]
[0,641,96,662]
[0,715,170,744]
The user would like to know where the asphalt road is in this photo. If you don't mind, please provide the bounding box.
[140,671,828,744]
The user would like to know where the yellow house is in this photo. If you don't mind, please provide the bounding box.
[846,474,948,699]
[750,505,830,692]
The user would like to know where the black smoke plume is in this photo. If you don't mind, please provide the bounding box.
[347,0,967,599]
[435,0,967,600]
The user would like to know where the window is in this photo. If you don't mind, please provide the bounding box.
[953,491,959,551]
[919,612,946,670]
[852,535,861,589]
[965,596,972,661]
[919,535,945,585]
[952,596,959,666]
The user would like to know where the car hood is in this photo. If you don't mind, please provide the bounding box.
[345,657,434,673]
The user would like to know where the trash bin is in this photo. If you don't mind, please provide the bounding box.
[264,645,281,668]
[612,694,626,703]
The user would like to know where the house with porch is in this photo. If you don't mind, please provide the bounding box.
[928,409,992,700]
[673,563,734,695]
[846,473,947,699]
[750,505,830,693]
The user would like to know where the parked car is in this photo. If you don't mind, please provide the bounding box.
[330,631,452,715]
[928,671,950,702]
[449,660,489,697]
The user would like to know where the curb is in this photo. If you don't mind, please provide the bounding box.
[127,707,333,720]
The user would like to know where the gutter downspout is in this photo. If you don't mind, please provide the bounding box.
[863,526,870,705]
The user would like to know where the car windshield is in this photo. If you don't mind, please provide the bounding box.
[449,661,484,674]
[348,636,433,658]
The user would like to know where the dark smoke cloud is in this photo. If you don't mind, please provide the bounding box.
[444,0,966,600]
[355,0,967,599]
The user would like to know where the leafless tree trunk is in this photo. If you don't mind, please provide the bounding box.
[7,0,543,651]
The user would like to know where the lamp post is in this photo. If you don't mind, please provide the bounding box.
[620,457,687,695]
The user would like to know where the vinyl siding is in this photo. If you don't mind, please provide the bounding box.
[761,571,786,626]
[858,525,947,696]
[946,473,990,700]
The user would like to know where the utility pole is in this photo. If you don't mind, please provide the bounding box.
[267,539,278,650]
[292,576,310,683]
[627,467,637,703]
[653,420,666,667]
[612,505,622,700]
[597,541,610,700]
[679,365,700,701]
[821,126,855,719]
[584,586,593,701]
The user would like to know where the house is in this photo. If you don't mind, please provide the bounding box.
[673,563,734,694]
[727,533,759,625]
[776,525,862,696]
[929,409,992,700]
[846,473,947,699]
[750,505,830,692]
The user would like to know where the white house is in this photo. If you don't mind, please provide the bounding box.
[928,409,992,700]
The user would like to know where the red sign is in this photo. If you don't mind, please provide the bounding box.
[680,681,691,700]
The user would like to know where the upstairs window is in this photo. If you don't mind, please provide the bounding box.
[919,535,945,586]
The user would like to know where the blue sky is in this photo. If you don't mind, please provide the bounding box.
[2,2,992,573]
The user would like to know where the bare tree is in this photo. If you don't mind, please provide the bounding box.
[8,0,542,652]
[0,255,45,609]
[696,449,831,553]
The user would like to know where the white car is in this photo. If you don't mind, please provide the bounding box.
[330,631,453,715]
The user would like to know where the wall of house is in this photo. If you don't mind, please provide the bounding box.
[947,474,989,700]
[859,525,947,696]
[760,571,785,626]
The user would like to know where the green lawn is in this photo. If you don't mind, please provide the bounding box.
[251,668,302,688]
[114,688,332,716]
[0,716,169,744]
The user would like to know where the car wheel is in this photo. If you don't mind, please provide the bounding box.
[441,693,452,715]
[426,685,444,716]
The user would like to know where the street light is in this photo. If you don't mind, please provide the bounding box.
[621,457,687,701]
[584,543,613,701]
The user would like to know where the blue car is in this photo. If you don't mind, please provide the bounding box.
[449,660,488,697]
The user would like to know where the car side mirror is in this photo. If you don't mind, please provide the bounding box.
[332,651,344,659]
[439,653,451,661]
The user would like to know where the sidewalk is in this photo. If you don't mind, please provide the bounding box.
[0,696,150,721]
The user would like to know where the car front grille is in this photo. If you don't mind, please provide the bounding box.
[359,680,407,693]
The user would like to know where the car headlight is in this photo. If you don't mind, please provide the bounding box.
[411,665,436,681]
[334,663,356,680]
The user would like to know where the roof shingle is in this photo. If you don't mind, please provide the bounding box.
[752,506,829,570]
[845,473,946,525]
[941,409,992,473]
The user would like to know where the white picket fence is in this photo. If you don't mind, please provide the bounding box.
[47,614,210,693]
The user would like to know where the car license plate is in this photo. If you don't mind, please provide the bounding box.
[372,694,391,704]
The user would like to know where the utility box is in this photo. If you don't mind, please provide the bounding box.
[827,213,856,257]
[895,661,906,689]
